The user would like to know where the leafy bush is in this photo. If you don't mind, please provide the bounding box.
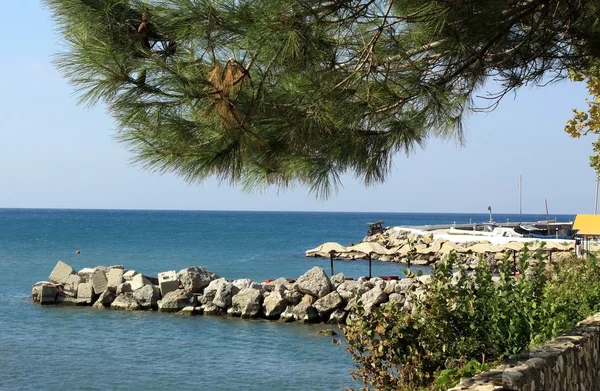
[344,246,600,391]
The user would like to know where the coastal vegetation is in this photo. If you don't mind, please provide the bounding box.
[344,246,600,390]
[44,0,600,196]
[565,63,600,176]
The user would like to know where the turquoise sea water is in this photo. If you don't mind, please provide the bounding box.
[0,209,574,390]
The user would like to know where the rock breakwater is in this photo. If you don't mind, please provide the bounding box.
[307,228,575,271]
[32,261,426,324]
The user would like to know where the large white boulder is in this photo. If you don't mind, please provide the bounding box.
[336,280,369,301]
[313,291,343,319]
[202,278,225,303]
[231,288,263,318]
[92,290,116,308]
[107,268,124,288]
[40,284,58,305]
[111,293,141,311]
[157,289,192,312]
[263,285,289,319]
[132,284,160,309]
[63,274,81,297]
[177,266,219,294]
[360,287,388,314]
[213,280,235,308]
[91,269,108,294]
[330,273,345,290]
[49,261,76,285]
[294,267,331,298]
[123,270,138,281]
[129,274,151,291]
[76,282,95,305]
[291,302,321,323]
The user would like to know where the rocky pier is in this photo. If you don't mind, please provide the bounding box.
[306,227,576,271]
[31,261,427,324]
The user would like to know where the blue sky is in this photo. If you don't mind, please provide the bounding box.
[0,2,596,214]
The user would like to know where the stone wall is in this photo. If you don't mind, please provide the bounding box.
[448,313,600,391]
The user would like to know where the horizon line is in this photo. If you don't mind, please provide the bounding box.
[0,206,578,215]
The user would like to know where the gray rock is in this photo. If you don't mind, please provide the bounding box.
[272,277,294,290]
[116,282,132,295]
[231,288,263,318]
[384,280,397,295]
[157,289,192,312]
[91,269,108,294]
[202,278,225,303]
[31,284,43,303]
[129,274,151,291]
[360,287,388,314]
[107,268,124,288]
[203,302,225,316]
[56,293,78,306]
[111,293,141,311]
[291,302,321,323]
[283,288,303,305]
[123,270,138,281]
[40,284,58,305]
[371,278,386,290]
[92,290,116,308]
[132,284,160,309]
[330,273,345,289]
[417,275,432,285]
[178,306,196,316]
[327,309,348,325]
[279,305,296,322]
[213,280,235,308]
[337,280,369,301]
[294,267,331,298]
[301,294,317,305]
[313,292,343,319]
[232,278,259,291]
[388,293,405,306]
[396,278,416,292]
[76,282,95,305]
[344,297,356,312]
[177,266,219,294]
[263,285,289,319]
[63,274,81,297]
[78,268,95,282]
[49,261,75,285]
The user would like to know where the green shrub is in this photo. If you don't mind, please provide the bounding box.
[344,246,600,391]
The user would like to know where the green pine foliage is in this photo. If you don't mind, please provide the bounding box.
[344,247,600,391]
[45,0,600,195]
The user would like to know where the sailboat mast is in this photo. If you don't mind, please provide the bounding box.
[519,175,522,223]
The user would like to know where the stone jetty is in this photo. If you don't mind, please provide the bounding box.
[306,227,577,271]
[31,261,426,324]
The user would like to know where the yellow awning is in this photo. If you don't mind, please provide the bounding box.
[573,214,600,236]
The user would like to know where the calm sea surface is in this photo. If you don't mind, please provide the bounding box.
[0,209,573,390]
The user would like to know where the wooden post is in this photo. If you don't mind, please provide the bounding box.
[329,250,336,277]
